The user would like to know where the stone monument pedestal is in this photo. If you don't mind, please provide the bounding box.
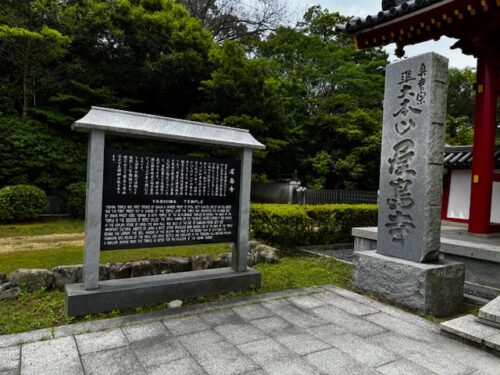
[353,250,465,317]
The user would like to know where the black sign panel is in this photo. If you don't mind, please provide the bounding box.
[101,149,240,250]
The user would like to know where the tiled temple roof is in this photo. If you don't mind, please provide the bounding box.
[336,0,446,34]
[444,145,500,169]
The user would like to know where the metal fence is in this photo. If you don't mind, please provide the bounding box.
[301,189,378,205]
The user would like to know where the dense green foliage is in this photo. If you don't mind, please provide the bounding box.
[0,1,478,196]
[66,182,86,217]
[250,203,378,246]
[0,185,47,221]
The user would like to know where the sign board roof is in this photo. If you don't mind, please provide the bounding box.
[72,107,266,150]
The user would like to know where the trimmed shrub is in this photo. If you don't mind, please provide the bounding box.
[0,185,47,221]
[66,182,86,217]
[250,203,378,246]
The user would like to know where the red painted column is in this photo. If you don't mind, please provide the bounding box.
[468,55,498,234]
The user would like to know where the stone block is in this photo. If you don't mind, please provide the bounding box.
[52,265,82,289]
[0,287,20,300]
[353,250,464,317]
[129,260,153,277]
[9,269,53,292]
[149,260,171,275]
[214,252,232,268]
[0,281,11,292]
[166,257,191,273]
[191,254,214,270]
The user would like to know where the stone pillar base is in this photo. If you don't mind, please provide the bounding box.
[353,250,465,317]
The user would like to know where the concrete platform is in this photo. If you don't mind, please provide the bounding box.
[65,268,261,317]
[353,223,500,300]
[4,284,500,375]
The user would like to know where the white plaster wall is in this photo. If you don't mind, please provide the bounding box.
[447,169,471,220]
[447,169,500,223]
[491,170,500,223]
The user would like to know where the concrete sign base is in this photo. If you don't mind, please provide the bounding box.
[66,267,261,317]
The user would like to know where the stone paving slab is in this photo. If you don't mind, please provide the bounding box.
[1,284,500,374]
[21,336,83,375]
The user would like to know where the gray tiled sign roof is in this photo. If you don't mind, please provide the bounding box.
[72,107,266,150]
[336,0,446,34]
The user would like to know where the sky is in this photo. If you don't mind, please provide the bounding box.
[286,0,477,69]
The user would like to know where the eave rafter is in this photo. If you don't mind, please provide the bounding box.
[352,0,500,57]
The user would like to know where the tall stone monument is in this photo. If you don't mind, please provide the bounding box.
[353,53,465,317]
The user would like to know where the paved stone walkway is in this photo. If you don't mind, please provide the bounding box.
[1,284,499,375]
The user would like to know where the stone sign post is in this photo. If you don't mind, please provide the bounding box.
[353,53,465,317]
[65,107,265,316]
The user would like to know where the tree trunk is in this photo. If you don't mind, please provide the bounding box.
[22,69,28,120]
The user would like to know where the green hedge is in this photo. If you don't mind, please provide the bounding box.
[250,203,378,246]
[0,185,47,221]
[66,182,86,217]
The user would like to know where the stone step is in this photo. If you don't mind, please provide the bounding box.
[478,295,500,325]
[440,315,500,355]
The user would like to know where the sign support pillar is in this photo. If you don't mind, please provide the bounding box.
[83,130,105,290]
[233,148,252,272]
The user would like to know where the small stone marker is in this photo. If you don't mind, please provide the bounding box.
[377,52,449,263]
[167,300,183,309]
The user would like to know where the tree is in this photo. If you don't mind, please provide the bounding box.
[0,1,70,119]
[446,67,475,145]
[257,7,387,189]
[178,0,288,44]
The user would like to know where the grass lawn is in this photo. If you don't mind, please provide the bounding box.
[0,219,84,237]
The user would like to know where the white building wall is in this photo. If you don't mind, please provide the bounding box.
[447,170,471,220]
[490,180,500,223]
[447,169,500,223]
